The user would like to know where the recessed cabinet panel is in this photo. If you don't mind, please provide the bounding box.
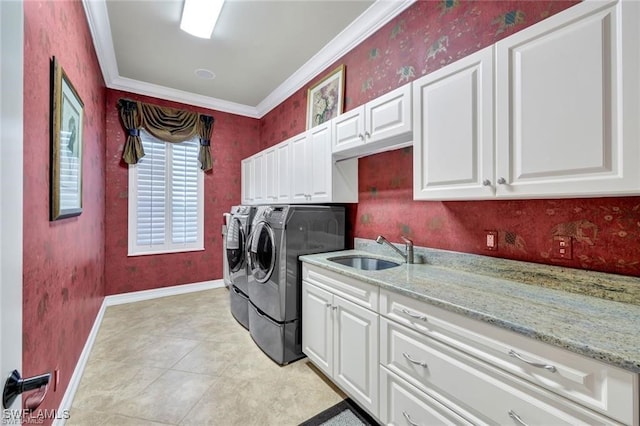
[290,134,308,203]
[333,106,365,153]
[367,85,411,142]
[309,123,332,202]
[264,147,277,202]
[301,281,333,376]
[241,158,252,204]
[275,142,290,203]
[413,46,494,200]
[334,296,378,412]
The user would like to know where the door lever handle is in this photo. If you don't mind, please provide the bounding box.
[3,369,51,410]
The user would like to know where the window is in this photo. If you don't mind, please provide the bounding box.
[128,130,204,255]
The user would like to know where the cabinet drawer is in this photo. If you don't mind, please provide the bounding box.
[303,264,378,310]
[380,289,637,424]
[380,318,623,425]
[380,366,474,426]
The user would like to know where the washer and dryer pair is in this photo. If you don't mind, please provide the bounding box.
[225,205,345,365]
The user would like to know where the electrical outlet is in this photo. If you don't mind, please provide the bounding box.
[553,236,572,259]
[485,231,498,251]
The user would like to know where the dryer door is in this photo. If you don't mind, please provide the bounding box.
[226,216,246,273]
[248,220,276,283]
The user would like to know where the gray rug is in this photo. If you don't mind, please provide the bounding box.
[298,398,379,426]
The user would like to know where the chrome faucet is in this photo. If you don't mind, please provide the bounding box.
[376,235,414,264]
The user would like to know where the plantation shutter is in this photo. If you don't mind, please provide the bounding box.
[136,135,166,247]
[171,140,200,244]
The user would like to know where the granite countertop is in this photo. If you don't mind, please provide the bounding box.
[299,240,640,374]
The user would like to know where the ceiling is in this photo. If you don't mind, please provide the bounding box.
[82,0,414,118]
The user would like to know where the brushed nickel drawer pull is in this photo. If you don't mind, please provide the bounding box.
[403,352,428,368]
[401,308,428,322]
[508,410,529,426]
[508,350,557,373]
[402,411,419,426]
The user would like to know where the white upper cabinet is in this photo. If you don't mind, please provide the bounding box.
[333,84,412,160]
[290,122,358,204]
[413,0,640,201]
[495,0,640,198]
[413,46,495,200]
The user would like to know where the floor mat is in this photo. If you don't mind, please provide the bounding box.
[298,398,379,426]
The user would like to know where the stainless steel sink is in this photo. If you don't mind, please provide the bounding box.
[328,255,401,271]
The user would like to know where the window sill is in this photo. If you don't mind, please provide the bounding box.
[128,246,205,257]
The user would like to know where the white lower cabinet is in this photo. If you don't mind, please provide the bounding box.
[300,263,639,426]
[380,317,623,426]
[302,265,379,418]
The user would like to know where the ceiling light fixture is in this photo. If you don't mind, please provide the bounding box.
[180,0,225,39]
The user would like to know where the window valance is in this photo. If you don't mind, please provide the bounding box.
[117,99,214,171]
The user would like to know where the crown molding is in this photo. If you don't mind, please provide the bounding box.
[255,0,416,117]
[83,0,415,119]
[109,76,261,118]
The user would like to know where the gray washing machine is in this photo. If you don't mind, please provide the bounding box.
[226,205,255,329]
[247,205,345,364]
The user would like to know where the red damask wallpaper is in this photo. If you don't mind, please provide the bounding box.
[261,0,640,277]
[104,90,261,295]
[23,0,106,419]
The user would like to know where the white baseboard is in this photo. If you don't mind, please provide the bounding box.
[104,279,225,306]
[54,279,226,425]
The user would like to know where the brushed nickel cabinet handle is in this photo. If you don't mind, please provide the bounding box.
[402,352,428,368]
[508,410,529,426]
[508,350,557,373]
[401,308,428,322]
[402,411,419,426]
[497,177,507,185]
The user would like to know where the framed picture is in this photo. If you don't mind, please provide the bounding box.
[306,65,345,129]
[50,57,83,220]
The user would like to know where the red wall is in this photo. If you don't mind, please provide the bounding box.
[23,0,106,418]
[261,0,640,278]
[104,90,261,295]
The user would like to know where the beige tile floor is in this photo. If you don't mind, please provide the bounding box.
[68,288,345,425]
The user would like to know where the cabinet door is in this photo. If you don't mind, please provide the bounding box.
[413,46,494,200]
[263,147,277,203]
[241,158,253,205]
[302,281,333,377]
[332,105,365,155]
[495,0,640,198]
[333,295,379,417]
[366,83,412,146]
[251,152,265,205]
[308,122,332,203]
[290,133,309,203]
[275,141,290,203]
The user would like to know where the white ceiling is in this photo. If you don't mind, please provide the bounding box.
[83,0,415,118]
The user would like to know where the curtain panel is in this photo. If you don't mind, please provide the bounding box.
[117,99,214,171]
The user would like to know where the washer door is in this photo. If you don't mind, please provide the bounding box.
[249,220,276,283]
[226,217,246,273]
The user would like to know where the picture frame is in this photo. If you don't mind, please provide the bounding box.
[306,64,345,129]
[50,57,84,221]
